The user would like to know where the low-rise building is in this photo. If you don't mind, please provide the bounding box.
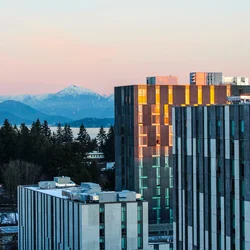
[86,151,105,161]
[223,76,249,85]
[18,177,149,250]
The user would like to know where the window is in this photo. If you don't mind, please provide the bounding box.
[138,237,143,249]
[152,104,160,114]
[164,105,169,125]
[185,85,190,105]
[169,177,173,188]
[138,86,147,104]
[156,86,160,104]
[122,237,126,249]
[169,126,173,146]
[138,205,142,221]
[231,121,235,136]
[168,86,173,104]
[121,205,126,222]
[156,168,160,177]
[240,120,245,133]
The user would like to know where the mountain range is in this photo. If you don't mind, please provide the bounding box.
[0,85,114,125]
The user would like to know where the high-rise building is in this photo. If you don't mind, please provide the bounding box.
[223,76,249,85]
[172,104,250,250]
[115,81,232,235]
[18,177,149,250]
[146,76,178,85]
[190,72,223,85]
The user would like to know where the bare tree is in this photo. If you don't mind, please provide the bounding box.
[1,160,42,203]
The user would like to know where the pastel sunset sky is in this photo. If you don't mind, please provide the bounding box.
[1,0,250,95]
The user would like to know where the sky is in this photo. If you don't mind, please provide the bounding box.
[1,0,250,95]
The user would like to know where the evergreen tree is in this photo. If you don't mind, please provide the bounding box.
[77,124,91,151]
[90,138,98,151]
[0,119,18,165]
[103,125,115,161]
[62,124,73,143]
[88,161,100,183]
[96,126,107,152]
[41,120,51,140]
[56,123,63,144]
[17,123,31,162]
[1,160,42,203]
[30,119,41,136]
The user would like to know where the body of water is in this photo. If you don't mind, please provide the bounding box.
[50,127,109,139]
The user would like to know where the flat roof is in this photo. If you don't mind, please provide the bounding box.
[0,226,18,234]
[23,186,144,204]
[27,186,71,199]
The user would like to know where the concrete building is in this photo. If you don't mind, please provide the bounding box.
[86,151,105,161]
[146,76,178,85]
[190,72,223,85]
[18,177,149,250]
[172,104,250,250]
[223,76,249,85]
[115,81,233,235]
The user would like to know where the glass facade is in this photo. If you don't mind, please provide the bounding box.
[173,104,250,250]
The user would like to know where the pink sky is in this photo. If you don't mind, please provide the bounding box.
[1,0,250,95]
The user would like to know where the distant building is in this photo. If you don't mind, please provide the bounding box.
[106,162,115,169]
[18,177,149,250]
[190,72,223,85]
[86,151,105,161]
[223,76,249,85]
[172,104,250,250]
[146,76,178,85]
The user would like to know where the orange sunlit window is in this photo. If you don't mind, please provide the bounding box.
[153,146,160,156]
[139,136,147,146]
[156,86,160,104]
[139,125,143,135]
[165,146,169,156]
[138,86,147,104]
[152,104,160,114]
[210,86,214,104]
[198,86,202,104]
[164,105,169,125]
[138,105,143,114]
[185,86,190,105]
[139,147,143,157]
[156,125,160,135]
[139,125,147,135]
[168,86,173,104]
[169,125,173,146]
[156,135,160,145]
[138,114,143,124]
[152,115,160,125]
[226,85,231,97]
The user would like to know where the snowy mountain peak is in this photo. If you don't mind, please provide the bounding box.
[55,85,100,97]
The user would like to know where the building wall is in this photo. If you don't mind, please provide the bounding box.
[18,186,148,250]
[115,84,233,233]
[172,104,250,250]
[190,72,223,85]
[223,76,249,85]
[146,76,178,85]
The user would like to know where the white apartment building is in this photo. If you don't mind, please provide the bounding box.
[223,76,249,85]
[18,177,149,250]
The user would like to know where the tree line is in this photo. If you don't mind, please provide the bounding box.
[0,119,115,204]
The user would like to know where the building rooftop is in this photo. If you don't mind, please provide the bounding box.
[227,95,250,103]
[23,176,142,204]
[0,226,18,234]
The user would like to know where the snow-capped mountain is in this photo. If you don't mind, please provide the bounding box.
[54,85,101,98]
[0,85,114,121]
